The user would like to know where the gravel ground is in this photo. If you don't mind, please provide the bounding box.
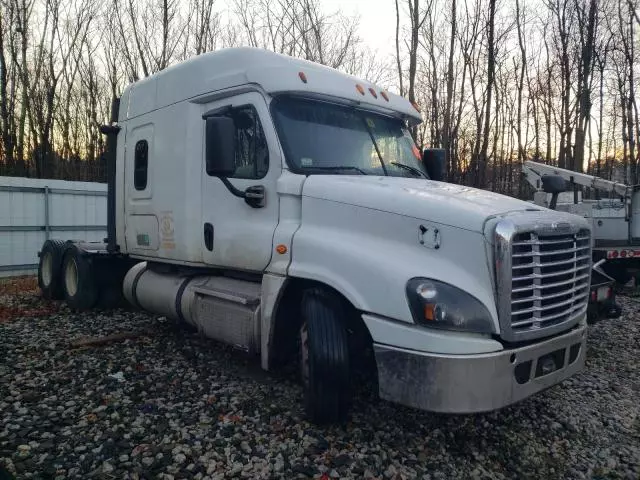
[1,278,639,480]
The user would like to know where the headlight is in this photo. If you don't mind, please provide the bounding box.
[406,278,495,333]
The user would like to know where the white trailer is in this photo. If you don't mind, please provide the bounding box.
[38,47,592,423]
[522,160,640,284]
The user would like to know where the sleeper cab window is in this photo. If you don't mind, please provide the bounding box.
[232,106,269,179]
[134,139,149,190]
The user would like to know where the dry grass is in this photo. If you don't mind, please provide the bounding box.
[0,275,61,322]
[0,275,39,295]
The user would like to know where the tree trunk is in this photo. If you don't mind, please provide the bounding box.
[442,0,456,179]
[515,0,526,185]
[628,1,639,183]
[478,0,496,187]
[0,8,15,170]
[595,52,607,177]
[573,0,597,173]
[395,0,404,96]
[407,0,419,106]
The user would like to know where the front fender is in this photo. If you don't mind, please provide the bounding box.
[289,197,500,332]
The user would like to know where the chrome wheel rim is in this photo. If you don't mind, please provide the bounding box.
[41,252,53,286]
[65,258,78,297]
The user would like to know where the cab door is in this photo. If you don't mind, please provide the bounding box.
[200,92,281,272]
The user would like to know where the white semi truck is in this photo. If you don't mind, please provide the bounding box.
[37,47,591,424]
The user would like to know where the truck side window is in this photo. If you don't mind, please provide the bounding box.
[231,106,268,179]
[134,140,149,190]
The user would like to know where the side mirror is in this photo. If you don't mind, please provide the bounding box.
[541,174,567,210]
[205,116,236,177]
[540,174,567,194]
[422,148,446,181]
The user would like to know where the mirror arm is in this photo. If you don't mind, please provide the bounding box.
[219,178,265,208]
[220,177,246,199]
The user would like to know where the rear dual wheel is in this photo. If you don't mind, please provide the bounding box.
[62,245,98,310]
[38,240,67,300]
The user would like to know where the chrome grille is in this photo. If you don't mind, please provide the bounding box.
[495,218,592,342]
[510,230,590,333]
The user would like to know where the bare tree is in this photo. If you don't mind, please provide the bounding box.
[395,0,404,96]
[573,0,598,173]
[476,0,496,187]
[188,0,221,55]
[407,0,429,112]
[0,2,14,169]
[514,0,527,192]
[1,0,639,190]
[546,0,575,169]
[441,0,456,178]
[233,0,361,71]
[593,5,613,177]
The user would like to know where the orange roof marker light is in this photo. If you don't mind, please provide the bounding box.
[380,91,390,102]
[298,71,307,83]
[368,87,378,98]
[355,84,365,96]
[276,244,288,255]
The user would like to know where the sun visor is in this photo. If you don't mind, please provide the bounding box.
[246,65,423,124]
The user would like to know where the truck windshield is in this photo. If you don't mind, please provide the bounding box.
[272,96,428,178]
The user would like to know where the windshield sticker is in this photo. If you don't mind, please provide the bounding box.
[366,118,375,129]
[301,157,313,167]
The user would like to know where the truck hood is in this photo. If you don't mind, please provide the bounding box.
[301,176,542,232]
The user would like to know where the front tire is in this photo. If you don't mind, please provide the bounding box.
[299,289,351,424]
[62,245,98,311]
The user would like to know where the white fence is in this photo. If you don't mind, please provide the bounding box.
[0,176,107,278]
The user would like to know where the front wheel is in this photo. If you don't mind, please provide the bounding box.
[299,289,351,424]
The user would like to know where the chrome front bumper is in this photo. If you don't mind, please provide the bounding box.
[374,321,587,413]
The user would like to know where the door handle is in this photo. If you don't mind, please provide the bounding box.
[204,223,214,251]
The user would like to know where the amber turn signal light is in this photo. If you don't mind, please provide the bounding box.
[424,304,436,321]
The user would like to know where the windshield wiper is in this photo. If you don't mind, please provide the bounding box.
[304,166,368,175]
[360,117,389,176]
[390,162,429,179]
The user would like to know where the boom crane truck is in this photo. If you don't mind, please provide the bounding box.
[522,159,640,286]
[38,48,591,424]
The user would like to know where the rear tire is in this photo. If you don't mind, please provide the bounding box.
[38,239,66,300]
[62,245,98,311]
[299,289,351,424]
